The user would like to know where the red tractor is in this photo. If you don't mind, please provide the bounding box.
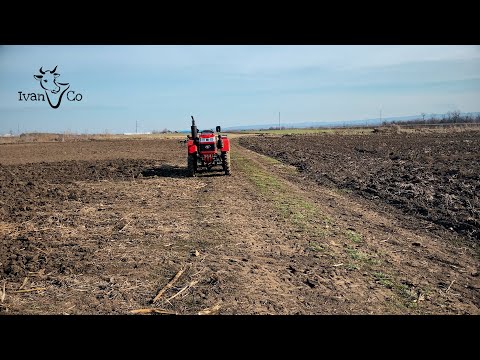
[186,116,231,176]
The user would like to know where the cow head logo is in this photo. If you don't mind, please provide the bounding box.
[33,66,70,109]
[34,66,63,94]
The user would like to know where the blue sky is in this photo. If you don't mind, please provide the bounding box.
[0,45,479,134]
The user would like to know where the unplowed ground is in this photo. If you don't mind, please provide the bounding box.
[0,136,478,314]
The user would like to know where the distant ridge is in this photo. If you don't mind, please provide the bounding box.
[223,112,480,131]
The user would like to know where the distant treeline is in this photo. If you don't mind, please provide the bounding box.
[266,126,288,130]
[151,129,177,134]
[385,111,480,126]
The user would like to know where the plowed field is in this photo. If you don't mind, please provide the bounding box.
[1,133,478,314]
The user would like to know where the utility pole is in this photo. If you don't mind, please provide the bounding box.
[136,120,138,134]
[278,112,281,129]
[380,108,382,124]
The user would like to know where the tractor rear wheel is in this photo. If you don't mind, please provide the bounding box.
[222,152,231,175]
[187,154,196,177]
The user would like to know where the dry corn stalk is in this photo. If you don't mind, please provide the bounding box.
[198,303,221,315]
[0,282,5,303]
[152,267,186,303]
[130,308,177,315]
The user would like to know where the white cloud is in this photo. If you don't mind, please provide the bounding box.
[1,45,479,75]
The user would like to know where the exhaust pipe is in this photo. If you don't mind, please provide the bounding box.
[191,116,198,140]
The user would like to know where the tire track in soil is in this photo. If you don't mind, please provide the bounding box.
[185,173,305,314]
[220,144,376,314]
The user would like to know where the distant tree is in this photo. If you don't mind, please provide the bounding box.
[451,110,461,123]
[152,129,170,134]
[421,113,426,122]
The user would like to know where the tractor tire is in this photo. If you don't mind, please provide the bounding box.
[187,154,196,177]
[222,151,231,175]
